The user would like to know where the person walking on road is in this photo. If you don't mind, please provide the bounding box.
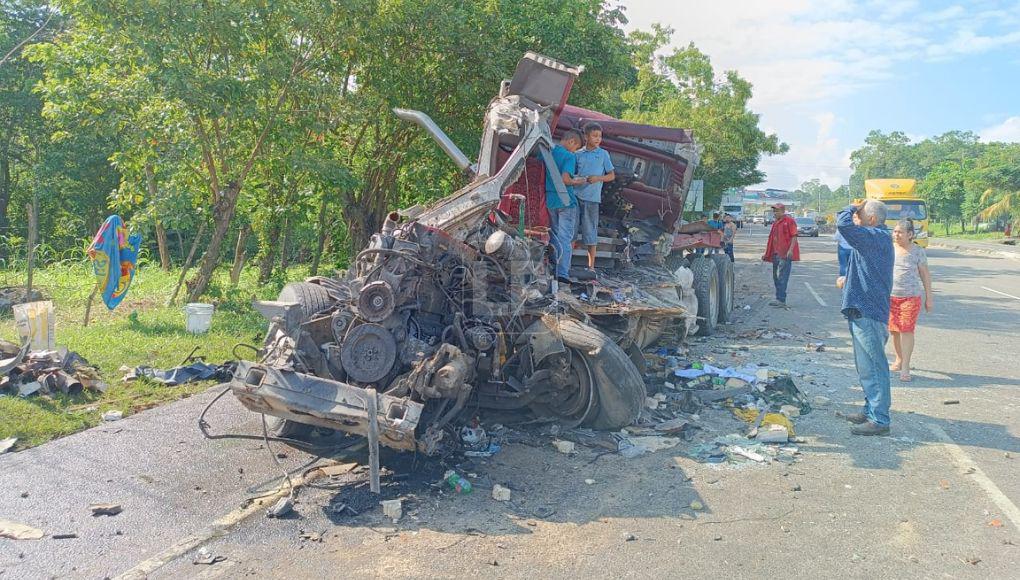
[837,200,895,436]
[889,219,933,382]
[761,203,799,307]
[722,214,737,262]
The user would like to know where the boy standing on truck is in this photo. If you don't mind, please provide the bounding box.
[546,129,586,283]
[574,123,615,271]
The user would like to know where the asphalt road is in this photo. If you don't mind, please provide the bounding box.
[2,227,1018,579]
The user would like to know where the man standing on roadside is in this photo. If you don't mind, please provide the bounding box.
[574,123,615,271]
[761,203,799,307]
[722,214,737,262]
[837,200,894,436]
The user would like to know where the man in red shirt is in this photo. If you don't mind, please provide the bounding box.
[761,203,799,307]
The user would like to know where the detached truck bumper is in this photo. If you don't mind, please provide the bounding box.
[229,361,423,451]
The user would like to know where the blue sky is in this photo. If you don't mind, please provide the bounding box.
[622,0,1020,190]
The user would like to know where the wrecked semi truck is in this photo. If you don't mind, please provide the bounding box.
[229,53,727,455]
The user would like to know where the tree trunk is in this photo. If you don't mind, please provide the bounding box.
[310,193,329,276]
[168,221,207,306]
[155,222,171,270]
[230,225,250,286]
[144,163,171,270]
[175,230,184,259]
[257,216,281,283]
[279,213,290,271]
[0,154,10,261]
[187,183,241,302]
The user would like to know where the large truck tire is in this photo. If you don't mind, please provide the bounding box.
[556,319,646,430]
[278,281,332,320]
[269,282,334,438]
[664,251,689,272]
[711,254,734,323]
[691,256,719,336]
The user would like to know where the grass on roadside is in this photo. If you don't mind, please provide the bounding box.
[0,261,309,449]
[929,222,1007,241]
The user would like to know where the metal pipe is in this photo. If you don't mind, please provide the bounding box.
[366,388,380,494]
[392,108,475,175]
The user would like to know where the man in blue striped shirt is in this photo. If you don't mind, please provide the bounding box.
[837,200,894,435]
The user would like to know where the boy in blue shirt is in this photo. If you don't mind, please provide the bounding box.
[545,129,585,283]
[574,123,615,270]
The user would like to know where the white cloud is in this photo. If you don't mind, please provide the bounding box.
[620,0,1020,189]
[980,116,1020,142]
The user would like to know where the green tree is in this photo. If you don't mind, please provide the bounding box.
[917,161,965,233]
[848,131,918,197]
[0,1,62,255]
[621,32,787,207]
[970,142,1020,227]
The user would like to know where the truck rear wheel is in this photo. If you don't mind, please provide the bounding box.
[711,254,734,323]
[691,256,719,336]
[553,319,646,430]
[664,251,689,272]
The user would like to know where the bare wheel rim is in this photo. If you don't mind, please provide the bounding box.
[535,348,596,427]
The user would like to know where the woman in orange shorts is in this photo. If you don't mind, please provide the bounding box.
[889,219,933,381]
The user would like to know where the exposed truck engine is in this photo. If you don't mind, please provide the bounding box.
[229,53,709,458]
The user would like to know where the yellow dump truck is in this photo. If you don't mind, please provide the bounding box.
[864,179,929,247]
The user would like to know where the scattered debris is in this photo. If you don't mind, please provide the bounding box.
[811,396,831,407]
[266,496,294,518]
[52,533,78,540]
[380,499,403,522]
[552,440,575,455]
[122,361,234,386]
[491,484,511,502]
[0,342,104,397]
[618,435,680,458]
[623,532,638,542]
[299,531,323,542]
[101,410,123,422]
[444,470,473,494]
[0,519,44,540]
[780,405,800,418]
[757,424,790,443]
[193,547,226,565]
[942,399,960,405]
[0,437,16,454]
[89,503,123,517]
[584,479,596,485]
[689,500,704,511]
[730,446,766,463]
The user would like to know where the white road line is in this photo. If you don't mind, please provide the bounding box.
[804,282,828,307]
[982,286,1020,301]
[928,424,1020,532]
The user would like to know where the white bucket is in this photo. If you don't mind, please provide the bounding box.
[184,303,214,334]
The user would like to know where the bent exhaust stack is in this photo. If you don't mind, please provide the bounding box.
[392,108,476,176]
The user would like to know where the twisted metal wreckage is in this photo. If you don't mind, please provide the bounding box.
[229,53,719,463]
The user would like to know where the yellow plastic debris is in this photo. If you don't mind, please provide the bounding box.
[731,408,796,437]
